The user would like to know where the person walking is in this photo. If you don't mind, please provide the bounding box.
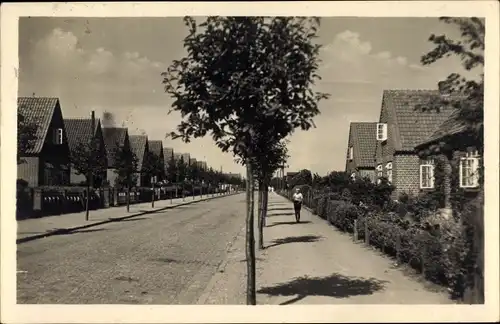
[292,187,304,223]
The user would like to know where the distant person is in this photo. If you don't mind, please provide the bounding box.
[292,187,303,223]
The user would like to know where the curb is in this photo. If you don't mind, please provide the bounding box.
[196,224,246,305]
[17,192,244,244]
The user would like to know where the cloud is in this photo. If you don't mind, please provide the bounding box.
[285,29,482,174]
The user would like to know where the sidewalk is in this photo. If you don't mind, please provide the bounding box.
[17,192,239,243]
[198,192,454,305]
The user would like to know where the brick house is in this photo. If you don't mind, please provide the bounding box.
[17,97,71,187]
[102,127,131,187]
[64,117,108,186]
[415,108,482,216]
[148,140,165,182]
[345,122,378,182]
[129,135,149,187]
[374,90,456,199]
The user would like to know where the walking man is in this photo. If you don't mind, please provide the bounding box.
[292,187,303,223]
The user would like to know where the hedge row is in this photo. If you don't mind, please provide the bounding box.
[281,190,480,301]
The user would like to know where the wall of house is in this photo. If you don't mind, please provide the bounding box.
[393,153,420,198]
[375,96,397,169]
[70,169,87,185]
[107,168,118,187]
[359,168,375,183]
[17,157,40,187]
[41,103,71,186]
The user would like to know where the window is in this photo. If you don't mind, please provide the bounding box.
[348,146,353,160]
[54,128,63,145]
[376,164,383,180]
[376,123,388,141]
[386,162,393,183]
[350,172,356,181]
[420,163,435,189]
[459,151,480,188]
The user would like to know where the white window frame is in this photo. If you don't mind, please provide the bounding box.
[376,123,388,141]
[419,163,435,189]
[348,146,353,160]
[386,162,393,183]
[54,128,63,145]
[459,151,480,188]
[376,164,383,179]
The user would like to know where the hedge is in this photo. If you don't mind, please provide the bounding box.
[280,189,481,302]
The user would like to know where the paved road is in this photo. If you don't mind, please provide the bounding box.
[17,193,246,304]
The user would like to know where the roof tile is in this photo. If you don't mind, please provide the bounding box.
[64,118,100,152]
[129,135,148,170]
[18,97,59,154]
[349,122,378,168]
[102,127,128,166]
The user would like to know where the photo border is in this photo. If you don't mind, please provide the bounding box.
[1,1,499,323]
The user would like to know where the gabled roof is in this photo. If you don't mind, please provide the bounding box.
[129,135,148,170]
[64,118,101,152]
[382,90,456,151]
[163,147,174,160]
[102,127,128,166]
[348,122,377,168]
[173,152,182,161]
[417,109,467,148]
[17,97,60,154]
[148,140,163,158]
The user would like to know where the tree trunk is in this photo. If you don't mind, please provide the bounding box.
[85,186,90,221]
[258,180,264,250]
[126,185,130,212]
[263,177,269,227]
[245,163,256,305]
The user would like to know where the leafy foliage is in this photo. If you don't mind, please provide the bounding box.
[113,144,139,189]
[17,111,39,164]
[142,151,165,183]
[420,17,484,148]
[70,138,107,186]
[162,16,328,304]
[289,169,313,188]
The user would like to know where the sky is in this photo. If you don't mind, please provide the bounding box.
[18,17,479,176]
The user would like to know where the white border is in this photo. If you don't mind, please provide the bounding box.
[1,2,499,323]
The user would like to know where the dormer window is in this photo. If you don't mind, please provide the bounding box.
[376,123,387,141]
[348,146,353,160]
[53,128,63,145]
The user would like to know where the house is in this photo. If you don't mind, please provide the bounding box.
[173,152,182,162]
[415,108,482,218]
[148,140,165,182]
[64,117,108,186]
[129,135,149,187]
[190,157,197,166]
[345,122,378,182]
[182,153,191,165]
[102,127,131,187]
[196,160,207,171]
[374,89,456,198]
[17,97,71,187]
[163,147,174,180]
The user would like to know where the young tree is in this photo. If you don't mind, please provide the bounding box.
[162,16,329,304]
[17,111,39,165]
[113,144,139,212]
[70,138,107,220]
[143,151,164,185]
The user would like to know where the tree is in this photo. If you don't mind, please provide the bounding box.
[289,169,313,188]
[166,157,178,183]
[113,144,139,212]
[421,17,484,304]
[252,138,289,249]
[143,151,164,185]
[17,111,38,165]
[420,17,484,148]
[162,16,329,304]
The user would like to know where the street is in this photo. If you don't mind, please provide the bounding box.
[17,193,246,304]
